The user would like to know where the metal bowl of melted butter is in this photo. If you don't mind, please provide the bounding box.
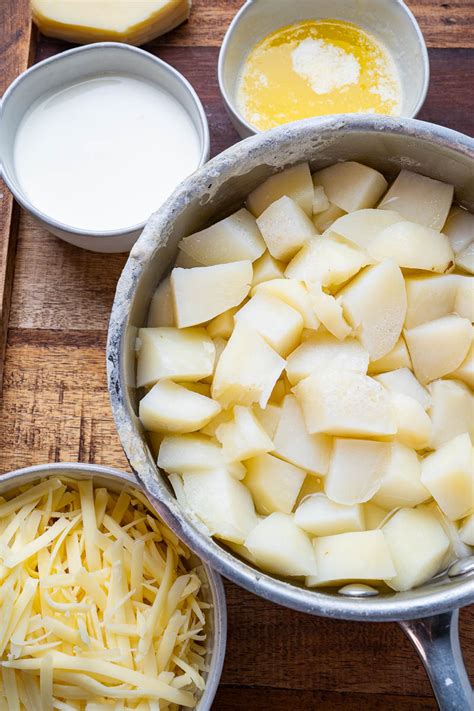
[218,0,429,137]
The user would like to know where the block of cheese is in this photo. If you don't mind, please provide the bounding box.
[31,0,191,46]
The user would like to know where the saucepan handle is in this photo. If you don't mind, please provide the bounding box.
[399,609,473,710]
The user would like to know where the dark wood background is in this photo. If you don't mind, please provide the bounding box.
[0,1,473,708]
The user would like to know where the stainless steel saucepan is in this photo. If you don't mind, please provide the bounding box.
[107,116,474,710]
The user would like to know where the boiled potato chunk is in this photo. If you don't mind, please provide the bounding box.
[325,438,390,505]
[364,502,389,530]
[293,369,396,437]
[312,185,330,214]
[252,278,319,329]
[207,306,239,340]
[171,261,252,327]
[285,234,371,288]
[286,332,369,385]
[339,260,407,361]
[307,284,352,340]
[448,340,474,389]
[244,512,317,576]
[429,379,474,448]
[375,367,431,410]
[256,196,316,261]
[212,324,285,408]
[443,206,474,255]
[421,433,474,520]
[200,408,233,437]
[136,326,215,388]
[369,221,454,273]
[178,208,265,265]
[455,276,474,322]
[313,203,345,232]
[404,274,459,329]
[148,276,174,327]
[253,402,282,439]
[330,209,403,249]
[245,453,306,515]
[158,434,226,473]
[182,469,258,544]
[368,337,411,375]
[307,530,395,587]
[404,314,472,383]
[459,513,474,546]
[378,170,454,230]
[247,163,314,217]
[390,392,432,450]
[234,292,303,357]
[139,380,221,433]
[294,494,364,536]
[372,443,429,509]
[251,251,286,286]
[273,395,331,475]
[382,507,450,591]
[312,161,388,213]
[215,406,274,462]
[456,241,474,274]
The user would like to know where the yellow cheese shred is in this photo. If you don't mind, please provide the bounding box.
[0,477,209,709]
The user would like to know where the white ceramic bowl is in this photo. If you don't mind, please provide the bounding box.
[0,43,210,253]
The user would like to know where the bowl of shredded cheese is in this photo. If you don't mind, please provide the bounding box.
[0,462,226,710]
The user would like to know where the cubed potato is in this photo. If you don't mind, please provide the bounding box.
[443,206,474,255]
[378,170,454,230]
[313,203,345,232]
[182,469,258,544]
[178,208,266,265]
[252,278,319,329]
[200,409,233,437]
[372,443,429,509]
[369,221,454,273]
[425,502,472,565]
[136,326,215,388]
[158,434,226,473]
[330,209,403,249]
[256,196,316,261]
[295,494,364,536]
[234,292,303,356]
[459,513,474,546]
[455,276,474,322]
[307,530,395,587]
[325,438,390,505]
[307,284,352,340]
[285,234,371,288]
[382,507,450,591]
[293,369,396,437]
[374,367,431,409]
[147,277,174,327]
[244,453,306,515]
[139,381,221,433]
[247,163,314,217]
[171,261,252,327]
[404,314,472,384]
[253,403,282,439]
[364,502,389,530]
[456,241,474,274]
[269,379,287,404]
[339,260,407,361]
[312,185,330,214]
[212,324,285,409]
[429,379,474,448]
[448,340,474,389]
[174,250,203,268]
[421,433,474,520]
[404,274,459,329]
[368,337,411,375]
[245,512,317,576]
[206,307,239,340]
[312,161,388,213]
[215,406,274,462]
[286,332,369,385]
[251,251,286,286]
[273,395,331,475]
[390,392,432,450]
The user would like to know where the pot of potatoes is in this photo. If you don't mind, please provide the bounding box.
[108,115,474,709]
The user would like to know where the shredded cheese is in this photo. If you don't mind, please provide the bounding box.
[0,477,209,709]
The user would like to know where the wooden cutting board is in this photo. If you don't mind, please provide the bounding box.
[0,1,473,708]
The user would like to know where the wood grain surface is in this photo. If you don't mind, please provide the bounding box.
[0,1,473,708]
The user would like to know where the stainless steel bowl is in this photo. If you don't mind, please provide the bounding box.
[108,115,474,709]
[218,0,430,137]
[0,462,227,711]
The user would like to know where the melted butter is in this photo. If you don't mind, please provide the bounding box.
[236,19,402,131]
